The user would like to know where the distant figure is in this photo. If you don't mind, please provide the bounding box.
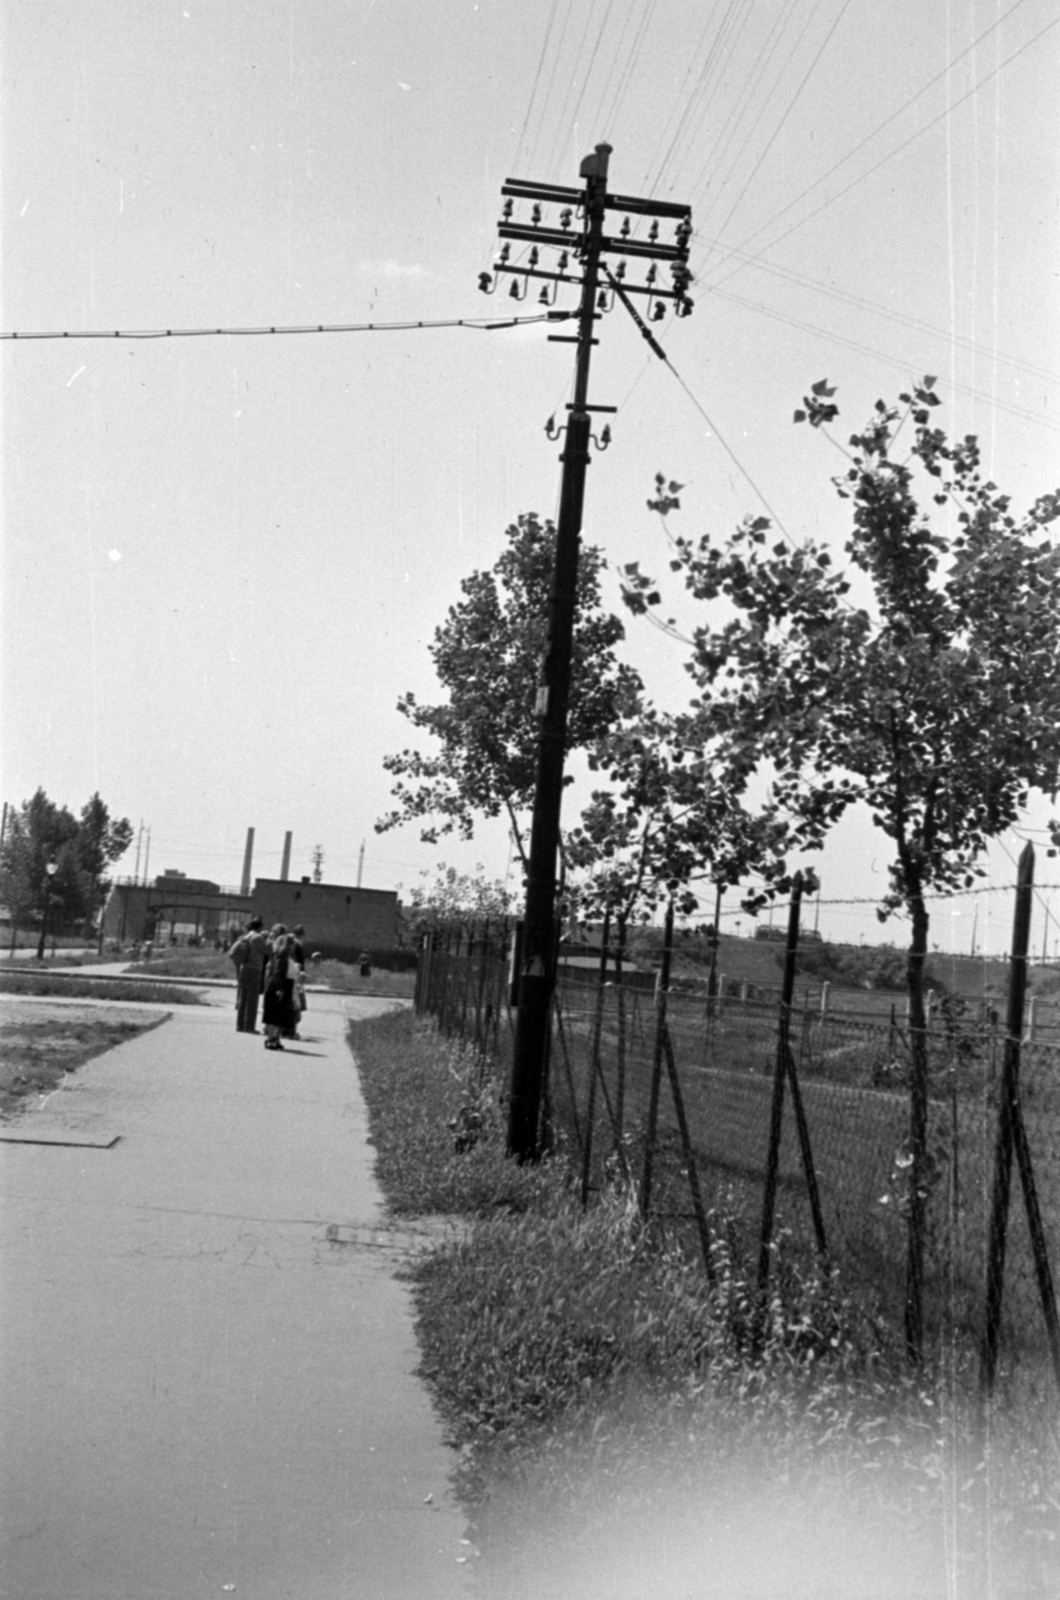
[230,916,268,1034]
[262,925,296,1050]
[359,951,372,978]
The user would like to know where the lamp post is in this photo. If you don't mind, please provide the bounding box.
[36,860,58,961]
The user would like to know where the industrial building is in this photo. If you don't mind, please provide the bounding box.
[101,828,402,960]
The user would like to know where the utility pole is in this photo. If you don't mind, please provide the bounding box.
[479,144,693,1161]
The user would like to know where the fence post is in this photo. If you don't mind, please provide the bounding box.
[639,899,674,1221]
[980,842,1034,1404]
[1025,995,1038,1045]
[757,873,803,1306]
[581,909,610,1208]
[662,1025,716,1283]
[820,982,830,1018]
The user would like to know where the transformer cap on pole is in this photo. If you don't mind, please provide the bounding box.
[579,143,612,179]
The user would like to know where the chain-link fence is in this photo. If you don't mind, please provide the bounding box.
[414,905,1060,1400]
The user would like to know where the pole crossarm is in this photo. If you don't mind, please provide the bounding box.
[495,144,694,1160]
[482,152,694,328]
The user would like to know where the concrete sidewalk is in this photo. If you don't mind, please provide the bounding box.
[0,991,474,1599]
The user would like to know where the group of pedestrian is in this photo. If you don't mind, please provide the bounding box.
[229,919,308,1049]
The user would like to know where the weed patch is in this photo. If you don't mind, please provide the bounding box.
[348,1008,1060,1598]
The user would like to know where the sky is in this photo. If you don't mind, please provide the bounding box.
[2,0,1059,958]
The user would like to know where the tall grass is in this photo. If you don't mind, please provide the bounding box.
[348,1009,1060,1599]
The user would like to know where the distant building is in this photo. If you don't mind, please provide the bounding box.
[103,871,401,958]
[252,878,400,961]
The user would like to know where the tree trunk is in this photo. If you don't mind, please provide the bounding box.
[905,889,931,1364]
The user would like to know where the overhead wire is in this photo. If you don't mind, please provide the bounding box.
[690,234,1059,386]
[541,0,609,182]
[639,1,731,196]
[702,283,1060,433]
[0,311,574,341]
[701,2,1054,293]
[651,0,750,198]
[511,0,563,175]
[701,0,854,265]
[691,0,804,234]
[642,0,743,195]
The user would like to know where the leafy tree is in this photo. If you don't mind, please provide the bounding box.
[76,794,134,933]
[566,705,799,927]
[402,863,516,940]
[377,513,643,865]
[625,378,1060,1359]
[1,787,132,950]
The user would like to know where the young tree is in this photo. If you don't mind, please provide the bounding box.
[565,705,800,1136]
[76,794,134,936]
[377,513,643,865]
[626,380,1060,1359]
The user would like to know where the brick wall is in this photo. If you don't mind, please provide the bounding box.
[250,879,400,961]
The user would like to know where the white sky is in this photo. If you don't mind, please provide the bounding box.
[2,0,1058,957]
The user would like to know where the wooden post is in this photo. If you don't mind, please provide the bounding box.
[980,843,1034,1402]
[757,874,803,1301]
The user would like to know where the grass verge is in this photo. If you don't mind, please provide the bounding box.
[349,1008,1059,1599]
[0,971,203,1006]
[0,1009,168,1117]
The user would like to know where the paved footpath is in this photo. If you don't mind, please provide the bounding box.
[0,987,474,1600]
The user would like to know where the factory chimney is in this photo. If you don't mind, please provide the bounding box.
[280,831,292,882]
[240,827,255,896]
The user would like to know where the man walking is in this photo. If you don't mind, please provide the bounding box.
[230,917,268,1033]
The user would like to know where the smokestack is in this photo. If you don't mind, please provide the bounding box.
[280,831,292,882]
[240,827,255,896]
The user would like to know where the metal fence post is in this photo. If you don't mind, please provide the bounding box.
[980,843,1034,1403]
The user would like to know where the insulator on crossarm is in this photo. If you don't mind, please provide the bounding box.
[502,198,513,221]
[648,220,659,243]
[620,216,630,238]
[478,271,496,295]
[560,208,572,230]
[509,279,525,300]
[529,245,539,267]
[499,242,511,264]
[651,300,665,322]
[614,259,627,281]
[557,250,570,272]
[531,203,542,226]
[538,283,557,306]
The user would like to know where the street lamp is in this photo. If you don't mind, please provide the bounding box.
[36,860,58,961]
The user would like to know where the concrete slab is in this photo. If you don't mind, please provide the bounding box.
[0,992,474,1600]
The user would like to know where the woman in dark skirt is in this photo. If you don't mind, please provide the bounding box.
[262,926,297,1049]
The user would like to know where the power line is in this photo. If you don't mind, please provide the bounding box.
[0,311,573,342]
[659,352,792,538]
[704,8,1059,293]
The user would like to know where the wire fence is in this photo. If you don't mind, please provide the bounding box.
[413,878,1060,1404]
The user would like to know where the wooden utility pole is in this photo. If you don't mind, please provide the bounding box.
[481,145,694,1161]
